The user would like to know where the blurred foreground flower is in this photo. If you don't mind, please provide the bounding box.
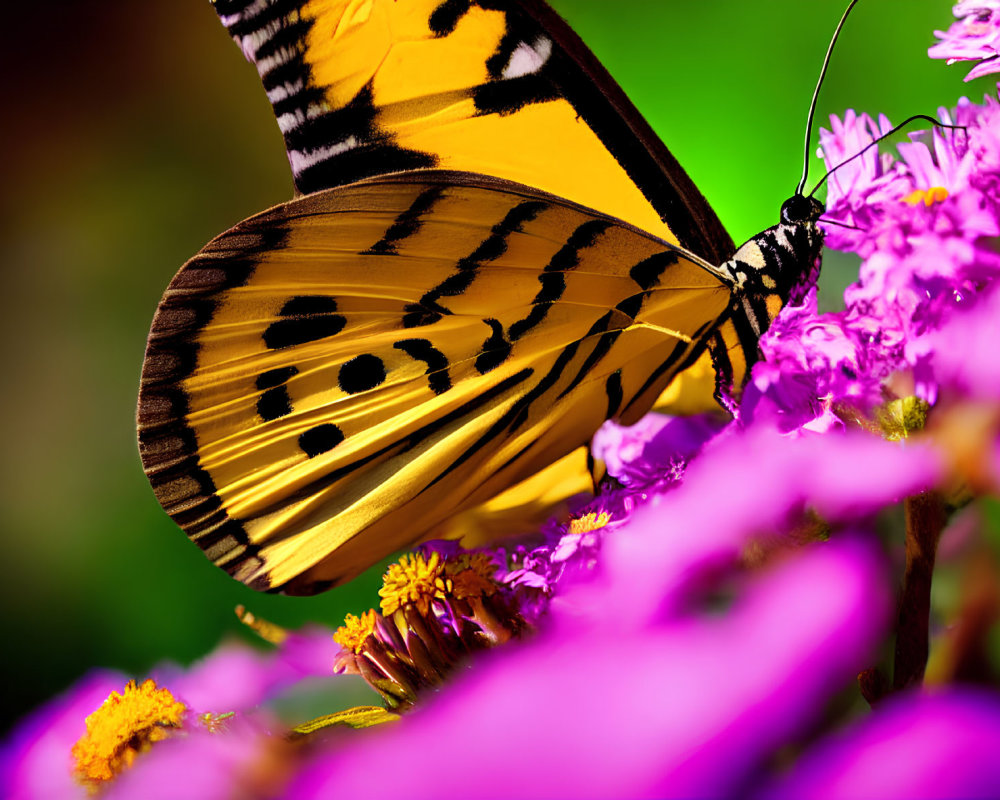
[0,630,336,798]
[290,426,940,799]
[765,691,1000,799]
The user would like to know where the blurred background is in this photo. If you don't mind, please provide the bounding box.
[0,0,983,732]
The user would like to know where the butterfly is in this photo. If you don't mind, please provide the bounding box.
[137,0,824,595]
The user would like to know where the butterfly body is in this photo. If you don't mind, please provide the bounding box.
[139,1,824,594]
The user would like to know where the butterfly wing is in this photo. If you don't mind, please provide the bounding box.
[138,173,734,594]
[212,0,733,264]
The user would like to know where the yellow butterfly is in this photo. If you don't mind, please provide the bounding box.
[138,0,823,594]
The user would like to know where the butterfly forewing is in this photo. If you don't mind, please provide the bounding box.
[138,173,733,593]
[213,0,734,264]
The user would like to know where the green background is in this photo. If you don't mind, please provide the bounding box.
[0,0,988,731]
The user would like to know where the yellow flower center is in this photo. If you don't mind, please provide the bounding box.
[446,553,500,599]
[567,511,612,535]
[334,610,378,654]
[72,679,186,790]
[904,186,949,206]
[379,552,450,616]
[876,396,930,441]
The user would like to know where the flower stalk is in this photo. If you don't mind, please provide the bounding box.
[893,491,948,690]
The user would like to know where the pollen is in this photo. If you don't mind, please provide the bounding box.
[334,609,378,653]
[446,553,500,599]
[568,511,611,535]
[71,679,186,790]
[904,186,949,206]
[379,552,450,616]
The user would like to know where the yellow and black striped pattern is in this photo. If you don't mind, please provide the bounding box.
[138,1,825,594]
[138,174,734,593]
[213,0,733,264]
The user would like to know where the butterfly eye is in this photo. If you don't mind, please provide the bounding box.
[780,194,823,225]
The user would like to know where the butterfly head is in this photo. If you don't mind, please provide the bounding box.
[776,193,826,306]
[780,193,824,226]
[722,193,825,321]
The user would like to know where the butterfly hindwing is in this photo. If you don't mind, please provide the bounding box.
[212,0,734,264]
[138,172,734,593]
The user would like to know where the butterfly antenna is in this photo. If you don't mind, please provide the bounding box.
[809,115,967,196]
[796,0,860,197]
[817,217,863,231]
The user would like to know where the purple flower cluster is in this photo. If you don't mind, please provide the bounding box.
[747,87,1000,432]
[6,4,1000,798]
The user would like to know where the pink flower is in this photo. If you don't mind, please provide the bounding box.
[929,1,1000,81]
[0,630,337,799]
[765,691,1000,799]
[1,671,126,800]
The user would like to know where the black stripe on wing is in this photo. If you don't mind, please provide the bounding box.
[137,226,286,579]
[215,0,734,264]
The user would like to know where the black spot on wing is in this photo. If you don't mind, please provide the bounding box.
[263,315,345,349]
[254,369,534,521]
[549,220,612,270]
[256,367,300,422]
[299,423,345,457]
[279,296,338,316]
[394,339,452,395]
[433,269,478,301]
[339,354,387,394]
[464,199,546,264]
[264,296,346,349]
[256,366,299,390]
[429,0,472,36]
[257,388,293,421]
[534,272,565,304]
[402,306,443,329]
